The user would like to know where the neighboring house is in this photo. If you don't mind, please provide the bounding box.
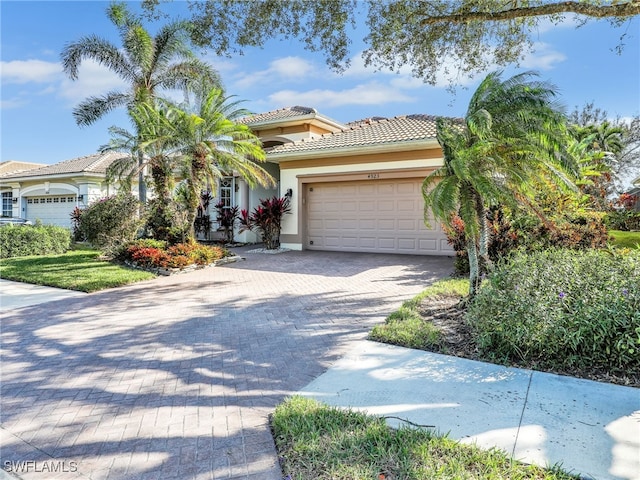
[627,176,640,211]
[0,152,127,225]
[0,106,453,256]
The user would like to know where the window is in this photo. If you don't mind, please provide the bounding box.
[219,177,234,209]
[2,192,12,217]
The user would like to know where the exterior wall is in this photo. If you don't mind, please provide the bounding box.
[276,148,444,250]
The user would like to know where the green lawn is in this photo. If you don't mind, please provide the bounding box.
[272,396,578,480]
[0,247,156,292]
[610,229,640,249]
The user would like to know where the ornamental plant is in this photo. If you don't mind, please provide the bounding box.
[214,201,240,244]
[467,249,640,375]
[78,193,143,252]
[119,239,226,270]
[239,196,291,249]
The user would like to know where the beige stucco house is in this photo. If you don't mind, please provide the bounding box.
[0,106,453,256]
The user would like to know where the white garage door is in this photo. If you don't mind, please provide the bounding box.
[26,196,77,227]
[306,179,453,255]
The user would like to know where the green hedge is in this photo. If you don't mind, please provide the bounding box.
[467,249,640,375]
[0,225,71,258]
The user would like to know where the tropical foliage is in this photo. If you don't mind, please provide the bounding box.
[422,70,575,296]
[104,84,273,242]
[240,196,292,250]
[61,1,219,200]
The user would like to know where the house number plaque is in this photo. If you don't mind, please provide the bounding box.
[367,173,380,179]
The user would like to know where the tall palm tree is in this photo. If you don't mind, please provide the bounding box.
[61,1,220,201]
[423,71,576,297]
[164,86,275,239]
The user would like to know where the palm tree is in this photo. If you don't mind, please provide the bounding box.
[423,71,576,297]
[570,121,625,208]
[164,86,275,239]
[101,101,181,240]
[61,2,220,201]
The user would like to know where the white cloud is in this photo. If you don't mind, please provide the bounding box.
[268,82,415,108]
[1,59,62,84]
[58,59,127,103]
[342,50,483,89]
[520,42,567,70]
[234,56,316,89]
[1,97,28,109]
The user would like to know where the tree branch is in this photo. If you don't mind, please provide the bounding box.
[421,1,640,25]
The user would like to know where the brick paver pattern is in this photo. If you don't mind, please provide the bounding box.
[1,248,453,479]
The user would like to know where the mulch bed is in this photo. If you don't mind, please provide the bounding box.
[417,295,639,388]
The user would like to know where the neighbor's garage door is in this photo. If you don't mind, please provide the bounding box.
[26,195,76,227]
[306,179,453,255]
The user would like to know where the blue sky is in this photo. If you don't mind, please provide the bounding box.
[1,1,639,179]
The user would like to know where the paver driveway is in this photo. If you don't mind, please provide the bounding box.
[1,248,453,479]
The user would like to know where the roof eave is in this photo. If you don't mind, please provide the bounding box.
[0,171,109,183]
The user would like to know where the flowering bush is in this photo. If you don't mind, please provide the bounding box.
[467,249,640,375]
[119,239,227,270]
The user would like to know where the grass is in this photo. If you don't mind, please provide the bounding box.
[610,229,640,249]
[369,278,467,349]
[0,246,156,292]
[272,396,578,480]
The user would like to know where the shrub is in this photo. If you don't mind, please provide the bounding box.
[239,196,291,249]
[79,193,143,252]
[0,224,71,258]
[466,249,640,375]
[605,210,640,231]
[118,239,226,270]
[446,208,609,275]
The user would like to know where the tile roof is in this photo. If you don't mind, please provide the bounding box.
[268,114,450,155]
[0,152,127,180]
[0,161,47,177]
[239,106,319,125]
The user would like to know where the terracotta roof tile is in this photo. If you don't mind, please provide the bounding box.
[239,106,318,125]
[268,114,454,154]
[0,152,127,179]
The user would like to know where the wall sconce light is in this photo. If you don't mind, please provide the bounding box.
[78,194,84,202]
[12,197,18,204]
[285,188,293,199]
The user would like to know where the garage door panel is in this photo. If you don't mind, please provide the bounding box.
[378,219,395,230]
[398,238,417,249]
[397,182,419,194]
[377,202,395,212]
[397,219,416,231]
[306,180,453,256]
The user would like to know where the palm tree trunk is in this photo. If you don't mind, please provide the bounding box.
[479,208,492,271]
[467,238,480,298]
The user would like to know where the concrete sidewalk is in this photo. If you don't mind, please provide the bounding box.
[0,279,86,312]
[300,340,640,480]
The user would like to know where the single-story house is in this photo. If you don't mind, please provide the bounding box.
[0,106,453,256]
